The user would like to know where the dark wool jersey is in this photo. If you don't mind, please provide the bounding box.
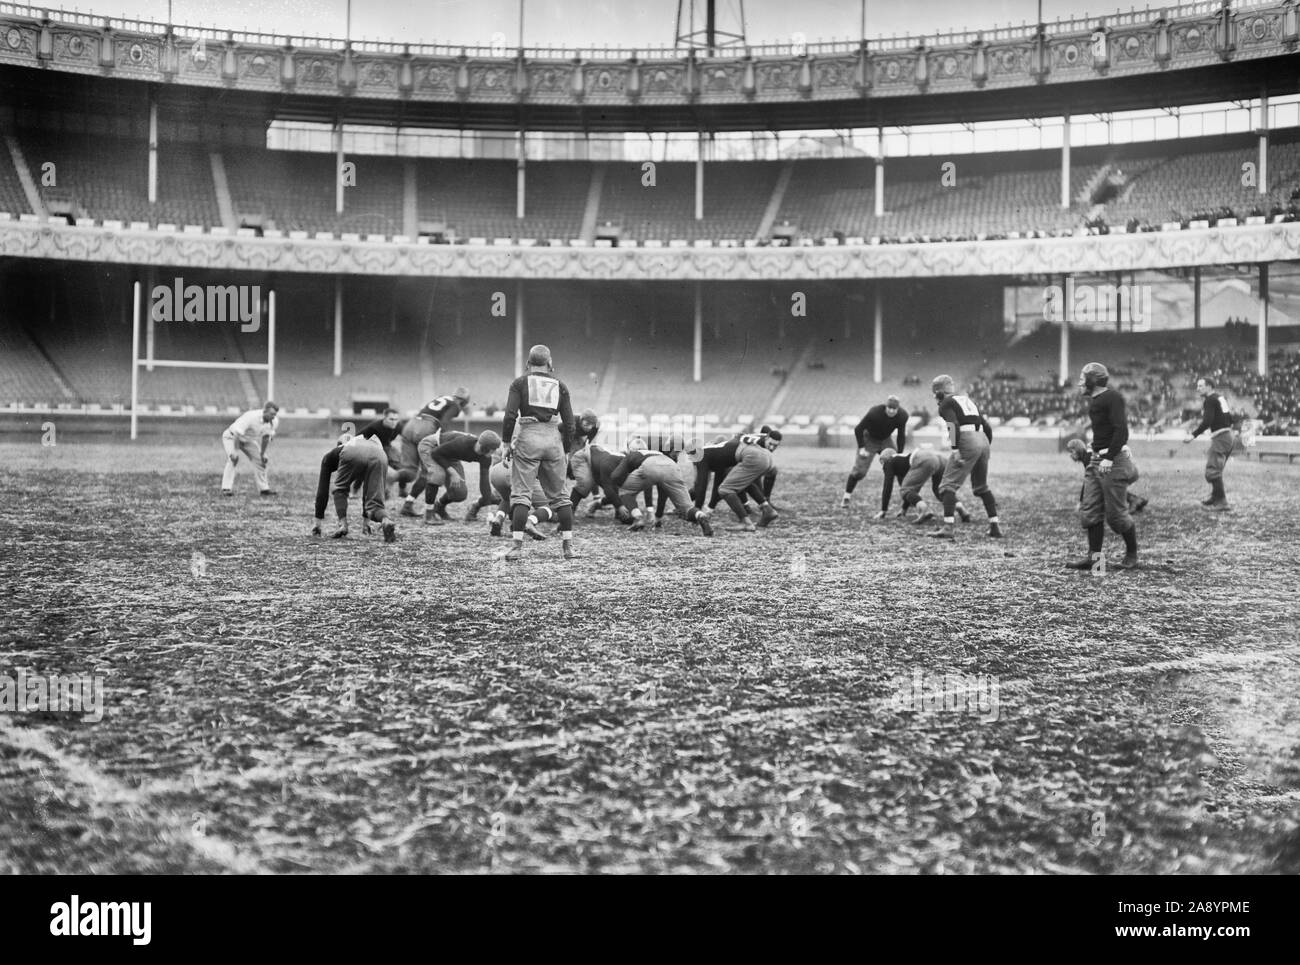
[855,404,909,449]
[417,396,464,424]
[938,394,993,443]
[611,450,672,488]
[578,445,625,503]
[359,419,401,447]
[1192,392,1232,436]
[879,452,943,511]
[427,431,494,500]
[502,370,574,448]
[1088,387,1130,460]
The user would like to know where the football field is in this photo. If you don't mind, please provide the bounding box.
[2,438,1298,873]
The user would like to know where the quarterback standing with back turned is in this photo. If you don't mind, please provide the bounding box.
[501,345,577,561]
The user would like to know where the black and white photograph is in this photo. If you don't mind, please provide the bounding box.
[0,0,1295,909]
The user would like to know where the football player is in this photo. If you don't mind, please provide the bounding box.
[310,429,355,536]
[569,444,633,523]
[395,387,470,516]
[220,401,278,496]
[876,448,969,524]
[688,433,774,518]
[716,429,781,531]
[486,447,551,540]
[610,437,713,535]
[1184,376,1235,510]
[330,434,397,542]
[418,429,501,524]
[1066,439,1147,514]
[842,395,908,509]
[500,345,577,560]
[1066,362,1140,570]
[927,376,1002,540]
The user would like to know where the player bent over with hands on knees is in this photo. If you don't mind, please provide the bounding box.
[395,388,470,516]
[1066,362,1140,571]
[927,376,1001,540]
[611,437,713,536]
[843,395,908,509]
[329,433,397,543]
[875,447,969,524]
[500,345,577,561]
[221,401,279,496]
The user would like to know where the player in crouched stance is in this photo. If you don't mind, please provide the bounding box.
[486,446,552,541]
[1066,362,1140,571]
[927,376,1002,540]
[611,437,713,536]
[500,344,577,561]
[329,433,396,542]
[220,401,279,496]
[716,429,781,531]
[876,448,970,524]
[418,429,500,524]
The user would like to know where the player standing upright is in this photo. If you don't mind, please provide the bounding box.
[501,345,576,560]
[927,376,1002,540]
[1066,362,1140,570]
[1184,376,1235,511]
[842,395,908,509]
[220,401,279,496]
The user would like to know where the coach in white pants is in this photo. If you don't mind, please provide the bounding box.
[221,401,279,496]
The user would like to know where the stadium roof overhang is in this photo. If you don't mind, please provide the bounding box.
[5,56,1300,134]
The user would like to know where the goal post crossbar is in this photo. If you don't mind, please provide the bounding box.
[129,282,277,440]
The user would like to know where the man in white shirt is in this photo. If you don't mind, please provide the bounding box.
[221,401,279,496]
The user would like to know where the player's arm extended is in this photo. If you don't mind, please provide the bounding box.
[501,380,522,444]
[854,415,869,449]
[598,462,623,507]
[896,412,908,453]
[691,461,709,507]
[476,455,493,502]
[880,466,895,513]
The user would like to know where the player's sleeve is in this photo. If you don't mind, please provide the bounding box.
[1105,394,1129,458]
[895,410,908,452]
[853,414,869,448]
[691,461,709,507]
[501,379,521,443]
[477,456,493,501]
[610,453,636,489]
[1192,396,1214,437]
[558,383,574,451]
[880,464,895,512]
[597,460,623,506]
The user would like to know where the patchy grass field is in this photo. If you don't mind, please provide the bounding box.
[2,438,1299,874]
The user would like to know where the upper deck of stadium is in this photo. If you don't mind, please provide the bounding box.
[2,0,1300,131]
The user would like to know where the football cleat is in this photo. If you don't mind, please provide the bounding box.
[435,502,451,521]
[653,516,665,529]
[259,489,278,497]
[987,522,1004,539]
[840,494,852,510]
[1203,500,1231,512]
[489,518,503,537]
[1115,553,1139,570]
[465,504,481,522]
[913,511,936,525]
[697,512,714,537]
[331,523,349,539]
[503,543,523,562]
[424,509,444,526]
[738,518,757,532]
[221,489,234,497]
[562,540,577,560]
[1065,556,1095,570]
[382,520,397,543]
[400,502,420,517]
[757,504,778,528]
[630,516,646,532]
[927,525,955,540]
[309,524,321,537]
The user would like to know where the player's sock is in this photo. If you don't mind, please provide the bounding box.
[723,493,748,522]
[844,475,860,495]
[942,491,957,518]
[511,504,529,535]
[556,505,574,532]
[1211,480,1226,502]
[1087,522,1104,555]
[1121,527,1138,554]
[981,493,998,517]
[988,516,999,524]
